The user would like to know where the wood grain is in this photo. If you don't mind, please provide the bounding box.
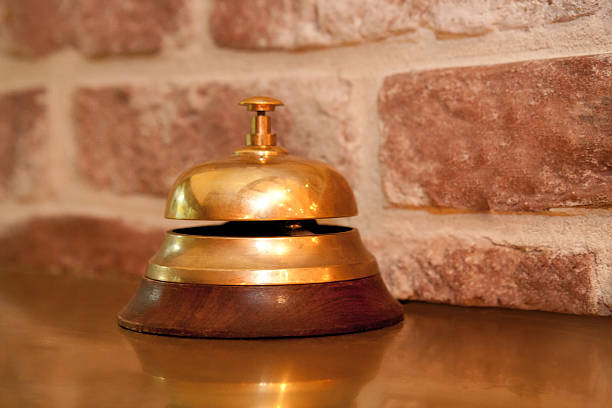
[117,274,403,338]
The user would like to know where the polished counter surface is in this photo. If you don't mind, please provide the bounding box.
[1,270,610,407]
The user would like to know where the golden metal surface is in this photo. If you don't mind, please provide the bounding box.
[241,96,283,146]
[165,152,357,220]
[239,96,284,112]
[164,96,357,220]
[145,227,377,285]
[247,114,276,146]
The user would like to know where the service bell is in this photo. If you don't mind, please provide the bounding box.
[118,96,403,338]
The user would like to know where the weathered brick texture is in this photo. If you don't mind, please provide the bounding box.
[73,78,356,195]
[0,88,48,198]
[379,54,612,212]
[0,0,186,57]
[210,0,599,50]
[369,236,606,315]
[0,216,164,278]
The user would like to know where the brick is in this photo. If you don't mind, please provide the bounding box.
[369,236,606,315]
[0,216,164,278]
[0,88,48,198]
[0,0,186,57]
[426,0,600,37]
[70,0,186,56]
[74,84,242,195]
[379,54,612,212]
[0,0,67,56]
[73,79,356,195]
[210,0,599,50]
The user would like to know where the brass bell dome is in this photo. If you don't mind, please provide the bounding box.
[165,97,357,220]
[118,96,403,338]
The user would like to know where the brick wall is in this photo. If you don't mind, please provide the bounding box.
[0,0,610,315]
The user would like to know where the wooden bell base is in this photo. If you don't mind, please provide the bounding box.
[117,274,403,338]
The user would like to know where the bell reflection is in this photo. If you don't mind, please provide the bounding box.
[122,325,399,407]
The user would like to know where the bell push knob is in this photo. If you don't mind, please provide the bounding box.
[239,96,284,147]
